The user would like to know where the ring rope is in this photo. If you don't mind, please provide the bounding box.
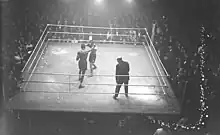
[143,32,167,93]
[20,90,165,96]
[145,34,169,95]
[141,38,166,95]
[21,80,168,88]
[145,28,169,76]
[28,33,48,72]
[145,36,167,87]
[48,39,143,45]
[23,34,49,91]
[49,31,145,38]
[22,25,48,72]
[48,24,146,30]
[24,72,168,77]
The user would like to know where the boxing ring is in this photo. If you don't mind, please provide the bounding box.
[8,24,180,114]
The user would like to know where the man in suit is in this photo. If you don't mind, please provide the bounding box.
[113,57,130,99]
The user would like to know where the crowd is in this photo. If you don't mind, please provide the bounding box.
[2,0,220,134]
[49,12,148,44]
[153,15,220,122]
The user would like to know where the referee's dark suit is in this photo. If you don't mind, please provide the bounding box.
[113,57,130,99]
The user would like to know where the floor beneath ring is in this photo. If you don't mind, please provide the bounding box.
[8,42,180,114]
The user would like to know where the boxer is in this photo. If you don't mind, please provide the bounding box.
[76,43,94,88]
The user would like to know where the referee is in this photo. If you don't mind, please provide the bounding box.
[113,57,130,99]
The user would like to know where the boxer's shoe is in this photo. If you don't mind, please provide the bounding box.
[79,85,85,89]
[93,66,97,70]
[113,95,118,100]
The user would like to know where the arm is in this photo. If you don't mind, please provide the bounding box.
[115,64,119,81]
[85,45,96,53]
[76,52,80,61]
[127,62,130,73]
[86,49,92,53]
[86,43,92,48]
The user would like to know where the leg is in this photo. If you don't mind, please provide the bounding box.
[113,81,122,99]
[81,70,86,83]
[78,70,82,81]
[92,56,97,69]
[79,70,86,88]
[93,55,97,69]
[124,80,129,97]
[92,62,97,69]
[89,62,93,77]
